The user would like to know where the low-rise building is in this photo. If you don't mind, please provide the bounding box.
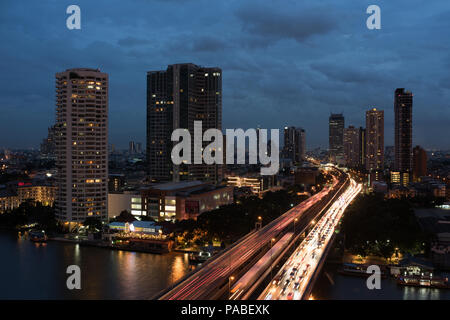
[109,221,162,235]
[108,190,143,218]
[141,181,233,222]
[0,189,19,213]
[0,181,56,213]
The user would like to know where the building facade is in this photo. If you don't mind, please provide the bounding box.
[146,63,222,183]
[365,108,384,172]
[108,190,143,218]
[283,127,306,164]
[413,145,427,182]
[394,88,413,184]
[55,68,108,223]
[0,182,56,214]
[329,113,345,164]
[141,181,233,221]
[359,127,366,169]
[343,126,360,168]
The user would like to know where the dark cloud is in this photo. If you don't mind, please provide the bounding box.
[191,36,230,52]
[310,63,385,84]
[117,36,151,47]
[235,4,338,46]
[0,0,449,150]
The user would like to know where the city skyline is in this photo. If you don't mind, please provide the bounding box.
[0,1,450,150]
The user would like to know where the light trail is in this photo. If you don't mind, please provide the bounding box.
[159,170,345,300]
[259,179,362,300]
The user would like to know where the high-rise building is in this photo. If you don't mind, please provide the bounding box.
[147,63,222,183]
[365,108,384,172]
[329,113,345,163]
[343,126,360,168]
[413,145,427,182]
[40,125,57,158]
[54,68,108,224]
[359,127,366,169]
[283,127,306,164]
[394,88,413,184]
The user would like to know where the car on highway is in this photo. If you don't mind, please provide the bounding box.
[287,292,294,300]
[281,286,288,295]
[293,282,300,290]
[272,275,283,285]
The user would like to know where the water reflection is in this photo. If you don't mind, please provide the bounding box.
[0,231,193,299]
[312,264,450,300]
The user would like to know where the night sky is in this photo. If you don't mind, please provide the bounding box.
[0,0,449,150]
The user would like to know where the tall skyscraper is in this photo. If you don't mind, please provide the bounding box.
[394,88,413,184]
[365,108,384,172]
[283,127,306,164]
[147,63,222,183]
[329,113,345,163]
[54,68,108,224]
[343,126,360,168]
[359,127,366,169]
[413,145,427,182]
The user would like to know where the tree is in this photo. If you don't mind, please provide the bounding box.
[341,194,426,258]
[83,217,102,232]
[115,210,136,223]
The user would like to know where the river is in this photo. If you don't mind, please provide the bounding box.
[1,231,449,300]
[0,231,193,299]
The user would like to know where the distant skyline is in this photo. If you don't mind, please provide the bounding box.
[1,1,450,149]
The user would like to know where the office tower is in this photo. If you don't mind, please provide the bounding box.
[283,127,306,164]
[343,126,360,168]
[359,127,366,169]
[365,108,384,172]
[129,141,135,154]
[413,145,427,182]
[329,113,345,164]
[147,63,222,183]
[394,88,413,184]
[54,68,108,224]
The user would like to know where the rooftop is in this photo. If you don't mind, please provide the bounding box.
[151,180,204,191]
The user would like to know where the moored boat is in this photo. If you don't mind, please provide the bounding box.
[189,251,211,263]
[29,229,48,243]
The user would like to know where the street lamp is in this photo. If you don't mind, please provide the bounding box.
[255,216,262,230]
[228,276,235,299]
